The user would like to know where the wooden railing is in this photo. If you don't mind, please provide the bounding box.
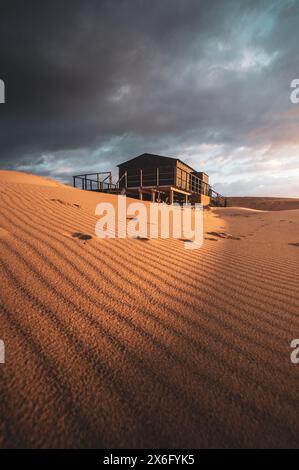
[73,172,116,191]
[73,168,226,206]
[73,171,128,193]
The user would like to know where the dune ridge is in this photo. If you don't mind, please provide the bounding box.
[227,196,299,211]
[0,171,299,448]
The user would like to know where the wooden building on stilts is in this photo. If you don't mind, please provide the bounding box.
[73,153,226,206]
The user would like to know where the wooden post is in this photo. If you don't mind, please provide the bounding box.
[73,176,76,188]
[97,173,100,191]
[140,169,143,187]
[170,190,174,205]
[109,173,112,190]
[139,189,143,200]
[151,191,155,202]
[157,168,159,187]
[125,171,128,188]
[185,194,188,204]
[84,175,87,191]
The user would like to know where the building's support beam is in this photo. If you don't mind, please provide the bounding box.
[170,190,174,205]
[169,186,191,196]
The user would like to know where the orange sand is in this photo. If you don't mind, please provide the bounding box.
[227,196,299,211]
[0,171,299,448]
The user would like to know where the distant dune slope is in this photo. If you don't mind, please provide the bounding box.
[0,171,299,448]
[0,170,62,187]
[227,196,299,211]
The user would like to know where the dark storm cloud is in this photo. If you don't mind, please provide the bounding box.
[0,0,299,194]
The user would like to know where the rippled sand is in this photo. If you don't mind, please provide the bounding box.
[0,171,299,448]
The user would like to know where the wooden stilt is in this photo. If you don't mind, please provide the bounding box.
[170,190,174,205]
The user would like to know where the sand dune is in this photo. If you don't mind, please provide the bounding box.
[227,196,299,211]
[0,171,299,448]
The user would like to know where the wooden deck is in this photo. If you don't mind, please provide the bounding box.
[73,169,226,207]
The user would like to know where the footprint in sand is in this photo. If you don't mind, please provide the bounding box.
[0,227,10,239]
[289,242,299,247]
[206,231,241,240]
[72,232,92,241]
[131,236,149,241]
[0,228,10,238]
[50,199,81,208]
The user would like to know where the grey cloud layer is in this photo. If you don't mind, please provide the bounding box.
[0,0,299,194]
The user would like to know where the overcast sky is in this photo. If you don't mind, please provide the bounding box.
[1,0,299,195]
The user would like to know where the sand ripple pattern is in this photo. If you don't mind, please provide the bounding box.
[0,172,299,448]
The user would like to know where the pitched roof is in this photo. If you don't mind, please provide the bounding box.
[117,153,196,172]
